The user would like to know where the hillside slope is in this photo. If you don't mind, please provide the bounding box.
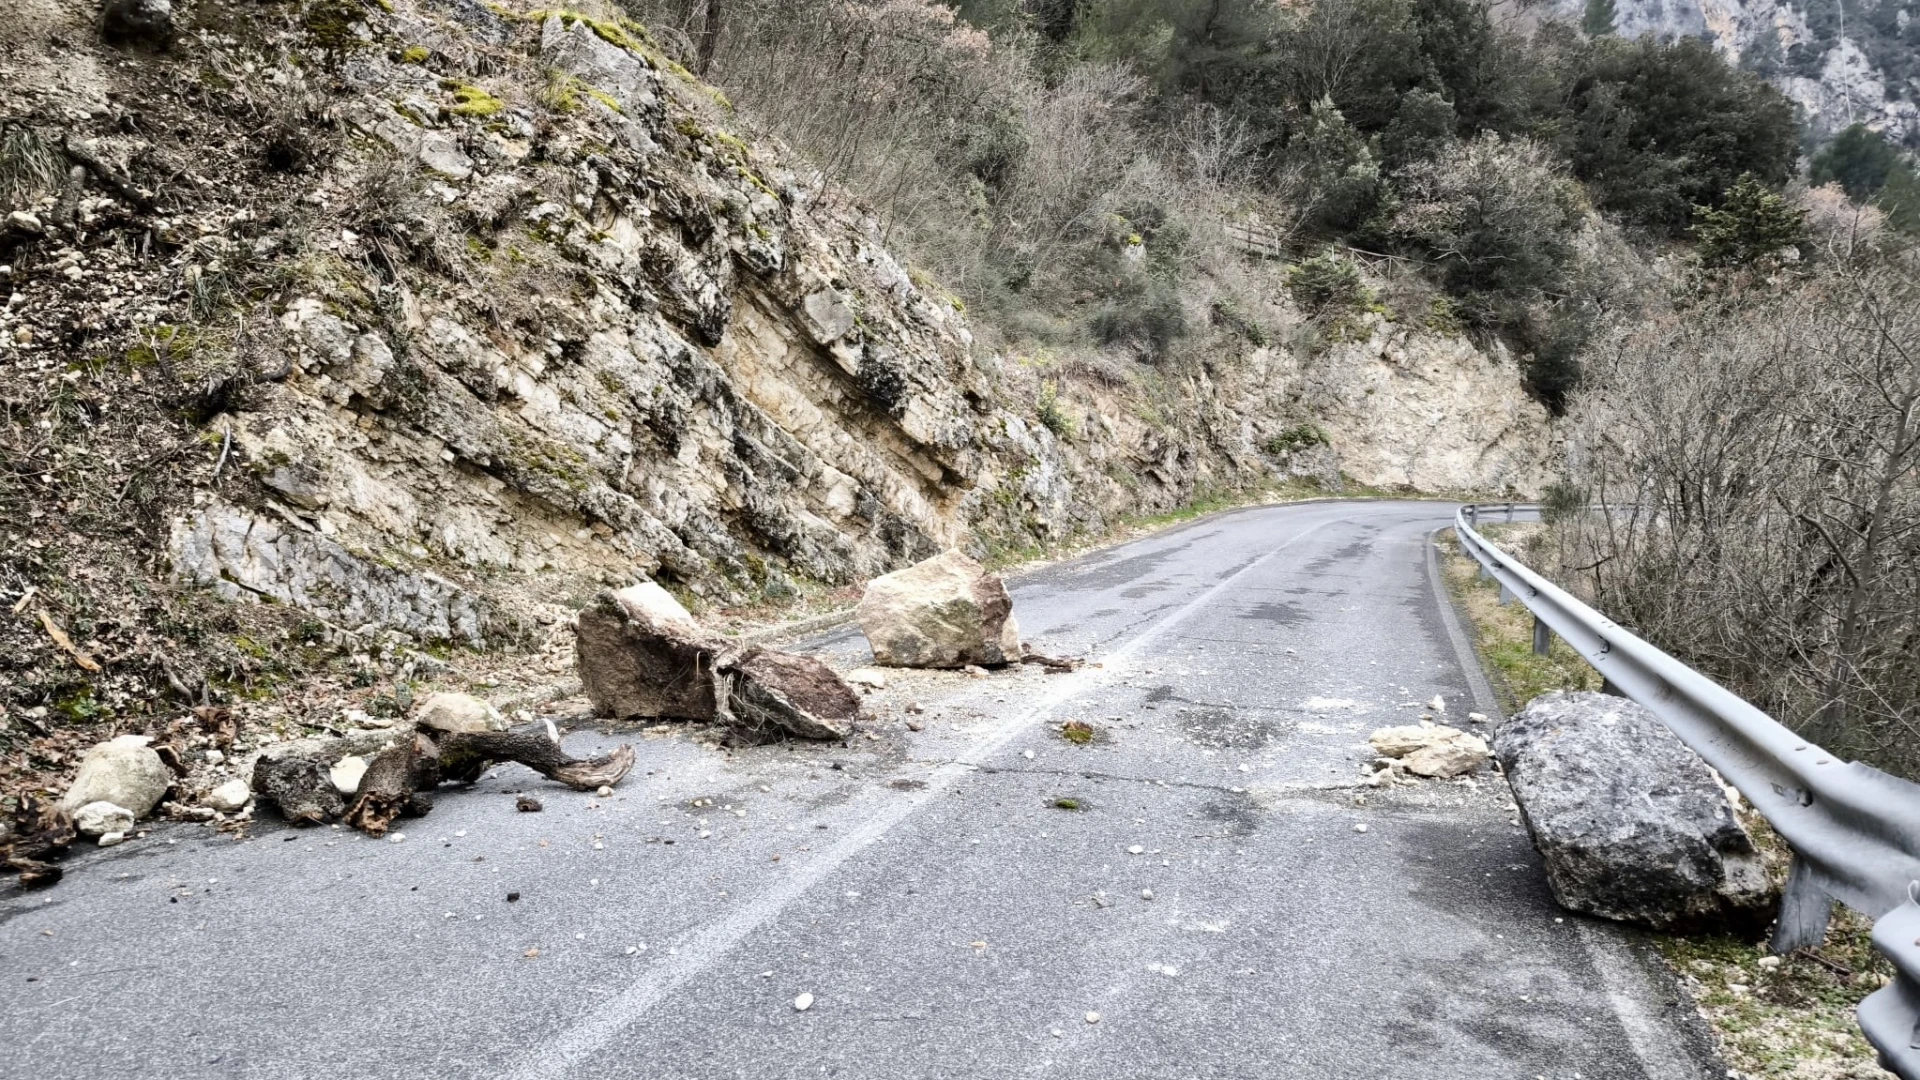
[0,0,1548,773]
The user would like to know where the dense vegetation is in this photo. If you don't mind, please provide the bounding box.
[614,0,1916,410]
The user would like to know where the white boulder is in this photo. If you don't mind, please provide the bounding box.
[1368,721,1490,778]
[856,551,1021,669]
[414,692,506,734]
[60,735,171,817]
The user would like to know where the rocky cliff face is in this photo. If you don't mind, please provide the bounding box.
[1542,0,1920,141]
[0,0,1548,689]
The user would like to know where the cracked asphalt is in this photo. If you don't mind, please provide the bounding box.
[0,499,1720,1080]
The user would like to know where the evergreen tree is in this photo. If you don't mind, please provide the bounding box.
[1811,123,1903,201]
[1691,174,1808,266]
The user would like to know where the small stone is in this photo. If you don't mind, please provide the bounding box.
[1353,823,1369,833]
[97,831,127,848]
[1757,955,1782,970]
[906,720,924,732]
[1467,712,1489,724]
[1084,1011,1101,1024]
[330,756,369,796]
[506,892,520,902]
[793,992,814,1012]
[388,832,406,844]
[596,786,614,797]
[516,795,543,812]
[204,778,251,812]
[1429,695,1446,713]
[1022,749,1035,760]
[1127,845,1144,855]
[845,667,888,690]
[964,665,990,679]
[204,749,225,764]
[1141,889,1154,900]
[905,701,924,714]
[73,801,135,839]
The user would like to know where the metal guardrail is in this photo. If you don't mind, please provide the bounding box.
[1455,504,1920,1079]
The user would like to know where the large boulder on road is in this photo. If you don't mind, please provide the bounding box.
[856,551,1021,668]
[575,582,721,720]
[723,649,860,741]
[1495,691,1775,932]
[59,735,171,818]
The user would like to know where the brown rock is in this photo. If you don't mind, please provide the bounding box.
[723,648,860,741]
[575,583,721,720]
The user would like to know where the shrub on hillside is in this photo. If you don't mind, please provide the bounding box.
[1285,252,1368,316]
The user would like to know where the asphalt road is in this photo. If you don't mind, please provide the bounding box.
[0,500,1719,1080]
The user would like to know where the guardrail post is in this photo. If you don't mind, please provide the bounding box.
[1504,503,1515,522]
[1498,584,1513,605]
[1532,616,1552,656]
[1770,856,1835,955]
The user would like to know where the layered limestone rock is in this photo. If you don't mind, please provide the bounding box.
[5,0,1551,648]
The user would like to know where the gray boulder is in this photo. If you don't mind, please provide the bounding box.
[1495,691,1776,932]
[60,736,171,818]
[856,550,1021,668]
[102,0,173,45]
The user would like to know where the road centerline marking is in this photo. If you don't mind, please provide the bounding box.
[503,515,1341,1080]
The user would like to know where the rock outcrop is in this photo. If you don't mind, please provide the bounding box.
[1494,691,1776,931]
[1540,0,1920,141]
[0,0,1559,759]
[857,550,1022,668]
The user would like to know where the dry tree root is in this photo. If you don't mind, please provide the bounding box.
[436,730,635,791]
[2,796,77,888]
[255,726,637,836]
[252,753,347,826]
[1021,651,1083,673]
[342,733,442,837]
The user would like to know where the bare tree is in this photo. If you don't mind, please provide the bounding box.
[1556,252,1920,778]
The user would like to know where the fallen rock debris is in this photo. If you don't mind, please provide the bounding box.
[1364,721,1490,781]
[576,582,860,741]
[1495,691,1776,932]
[856,550,1022,669]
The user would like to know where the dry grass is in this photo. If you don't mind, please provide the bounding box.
[1436,526,1602,712]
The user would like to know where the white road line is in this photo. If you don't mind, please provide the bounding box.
[501,516,1341,1080]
